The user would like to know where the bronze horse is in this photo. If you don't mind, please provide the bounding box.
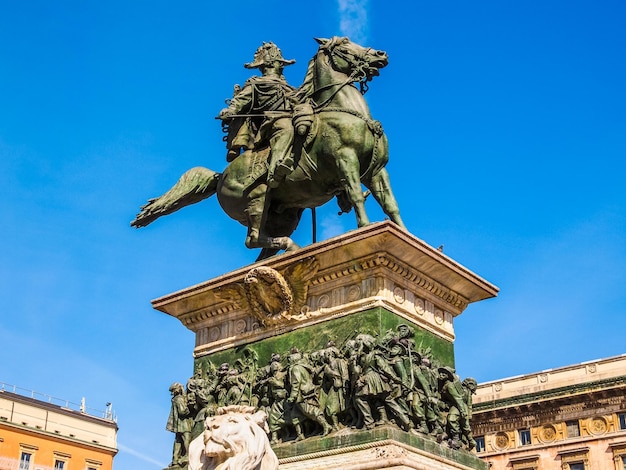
[132,37,405,259]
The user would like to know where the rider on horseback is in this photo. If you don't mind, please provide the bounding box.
[132,37,404,259]
[218,42,298,189]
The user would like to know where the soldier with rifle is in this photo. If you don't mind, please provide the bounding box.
[438,367,476,450]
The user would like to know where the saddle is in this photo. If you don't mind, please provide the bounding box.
[240,112,320,191]
[241,147,271,190]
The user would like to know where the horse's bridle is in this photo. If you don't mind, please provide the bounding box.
[310,38,383,106]
[324,39,378,94]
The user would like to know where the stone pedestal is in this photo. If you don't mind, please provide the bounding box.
[153,221,497,469]
[276,426,488,470]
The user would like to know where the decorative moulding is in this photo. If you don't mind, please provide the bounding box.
[152,222,498,357]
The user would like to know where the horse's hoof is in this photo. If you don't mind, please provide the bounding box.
[285,241,300,252]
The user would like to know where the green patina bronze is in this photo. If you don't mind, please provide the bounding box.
[196,308,453,370]
[131,37,404,260]
[147,37,486,468]
[164,306,480,470]
[176,309,478,450]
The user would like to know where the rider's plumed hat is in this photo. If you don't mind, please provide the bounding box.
[245,42,295,69]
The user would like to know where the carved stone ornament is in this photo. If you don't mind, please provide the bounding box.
[494,432,510,450]
[373,444,407,460]
[589,417,608,435]
[245,267,293,324]
[434,308,444,325]
[393,286,405,303]
[414,298,425,316]
[217,257,319,326]
[538,424,557,443]
[188,405,278,470]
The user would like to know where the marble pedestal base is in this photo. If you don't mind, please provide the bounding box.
[276,426,488,470]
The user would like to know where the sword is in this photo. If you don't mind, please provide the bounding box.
[215,111,291,120]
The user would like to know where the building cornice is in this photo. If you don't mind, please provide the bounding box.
[473,376,626,413]
[0,390,117,429]
[0,419,118,455]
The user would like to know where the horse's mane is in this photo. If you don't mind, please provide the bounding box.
[294,56,316,101]
[295,37,345,103]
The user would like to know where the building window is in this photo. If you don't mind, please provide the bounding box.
[619,413,626,430]
[475,436,485,452]
[84,459,101,470]
[559,447,589,470]
[19,452,32,470]
[510,455,540,470]
[519,428,531,446]
[566,420,580,438]
[54,460,65,470]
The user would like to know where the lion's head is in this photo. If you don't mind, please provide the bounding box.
[188,405,278,470]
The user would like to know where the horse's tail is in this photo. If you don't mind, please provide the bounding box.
[131,166,221,228]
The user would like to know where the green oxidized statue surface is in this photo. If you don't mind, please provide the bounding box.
[166,324,480,470]
[352,333,412,432]
[132,37,405,260]
[438,366,476,450]
[219,42,297,189]
[320,342,349,431]
[286,348,333,439]
[170,325,478,454]
[166,382,193,468]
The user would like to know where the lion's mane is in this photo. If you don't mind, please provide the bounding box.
[189,405,278,470]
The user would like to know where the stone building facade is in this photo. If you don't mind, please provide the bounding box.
[471,354,626,470]
[0,386,117,470]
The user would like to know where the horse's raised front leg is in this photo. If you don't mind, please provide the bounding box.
[335,150,370,227]
[366,168,405,229]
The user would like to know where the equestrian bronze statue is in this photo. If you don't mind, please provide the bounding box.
[131,37,405,260]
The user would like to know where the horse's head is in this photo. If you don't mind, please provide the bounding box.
[315,36,388,84]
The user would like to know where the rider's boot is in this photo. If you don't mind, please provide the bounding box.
[267,121,294,188]
[268,154,294,188]
[275,155,294,180]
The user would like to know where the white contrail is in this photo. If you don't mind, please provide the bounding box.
[117,443,168,468]
[337,0,369,44]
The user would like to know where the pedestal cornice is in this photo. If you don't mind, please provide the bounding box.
[152,222,498,357]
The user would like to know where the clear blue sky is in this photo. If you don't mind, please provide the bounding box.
[1,1,624,468]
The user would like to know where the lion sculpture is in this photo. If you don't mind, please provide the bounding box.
[188,405,279,470]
